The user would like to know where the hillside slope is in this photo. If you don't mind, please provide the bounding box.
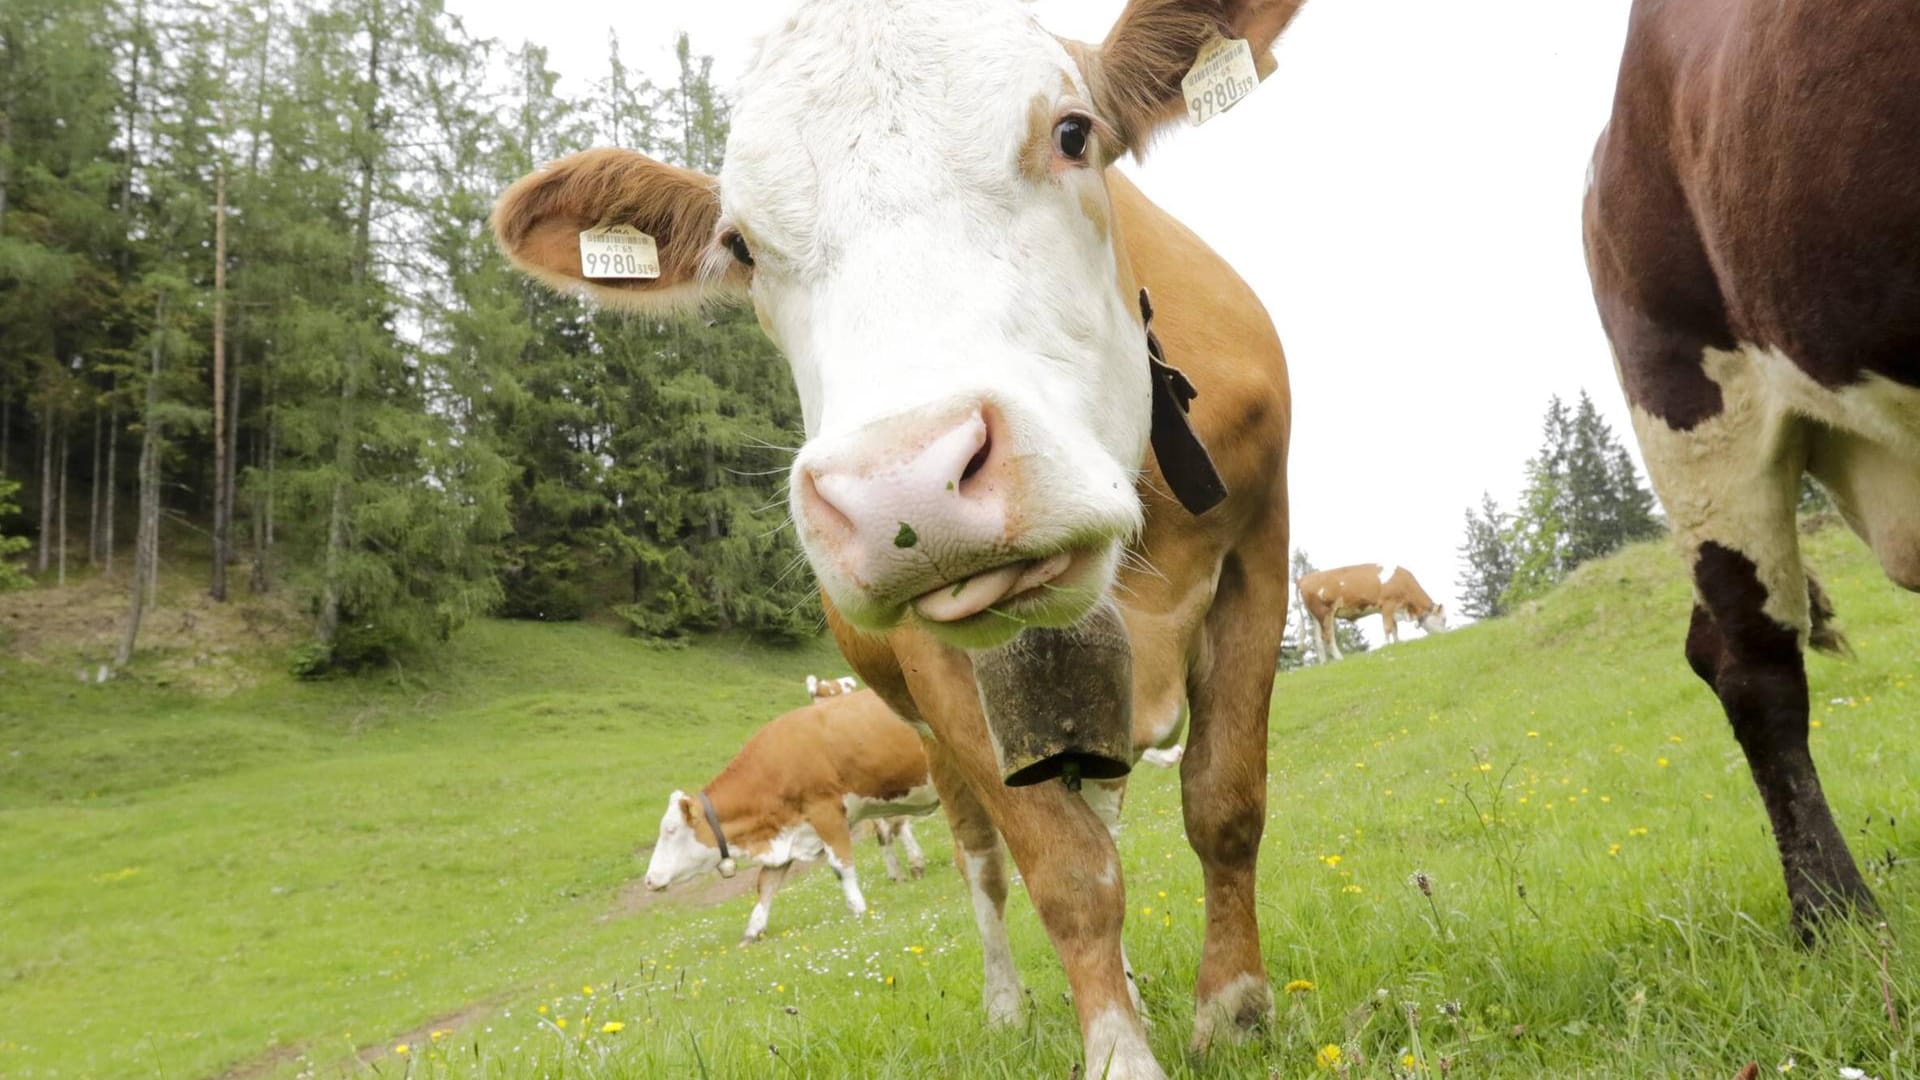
[0,529,1912,1078]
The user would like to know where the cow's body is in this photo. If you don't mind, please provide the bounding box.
[643,688,938,943]
[1296,563,1446,660]
[495,1,1305,1072]
[807,674,928,881]
[1585,0,1920,929]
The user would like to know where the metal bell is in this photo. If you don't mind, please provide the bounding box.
[972,598,1134,788]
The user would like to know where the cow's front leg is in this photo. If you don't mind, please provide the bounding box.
[927,742,1024,1026]
[742,863,790,945]
[810,807,868,917]
[1183,552,1285,1052]
[1317,612,1343,662]
[1685,540,1876,934]
[902,643,1162,1080]
[1380,605,1399,644]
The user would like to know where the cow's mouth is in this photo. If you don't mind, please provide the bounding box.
[911,549,1085,625]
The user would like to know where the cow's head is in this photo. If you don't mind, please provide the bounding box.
[494,0,1303,648]
[643,790,734,889]
[1419,604,1447,635]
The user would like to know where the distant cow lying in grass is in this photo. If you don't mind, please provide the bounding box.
[1297,563,1448,661]
[806,674,927,882]
[643,687,938,943]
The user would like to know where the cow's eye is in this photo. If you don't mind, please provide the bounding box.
[1053,115,1092,162]
[724,231,754,268]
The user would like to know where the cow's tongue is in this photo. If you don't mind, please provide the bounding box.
[914,553,1072,623]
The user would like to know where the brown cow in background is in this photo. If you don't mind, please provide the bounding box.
[1296,563,1447,662]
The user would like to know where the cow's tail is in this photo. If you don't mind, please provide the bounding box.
[1806,570,1852,658]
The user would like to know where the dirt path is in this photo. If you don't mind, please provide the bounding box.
[214,865,812,1080]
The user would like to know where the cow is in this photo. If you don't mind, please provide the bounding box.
[806,673,928,880]
[1584,0,1920,934]
[493,0,1304,1073]
[643,687,939,944]
[1296,563,1447,661]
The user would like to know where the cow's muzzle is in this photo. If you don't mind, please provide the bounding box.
[972,598,1134,787]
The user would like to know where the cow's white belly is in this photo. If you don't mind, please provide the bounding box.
[761,822,828,867]
[844,782,940,824]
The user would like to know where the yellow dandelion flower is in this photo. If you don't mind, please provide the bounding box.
[1607,843,1622,857]
[1702,793,1714,800]
[430,1029,449,1042]
[1656,757,1670,768]
[1526,731,1539,738]
[536,1005,548,1015]
[1668,735,1684,744]
[1403,1053,1417,1068]
[1321,854,1342,867]
[1342,884,1363,895]
[1141,906,1154,916]
[1162,914,1172,928]
[886,975,895,985]
[394,1044,411,1056]
[1600,795,1611,803]
[1316,1044,1342,1069]
[776,984,785,993]
[555,1018,567,1029]
[601,1021,625,1034]
[1474,762,1493,773]
[1810,719,1823,728]
[1629,826,1648,837]
[1384,789,1394,797]
[1283,979,1315,994]
[908,945,925,954]
[583,985,594,995]
[1157,890,1167,900]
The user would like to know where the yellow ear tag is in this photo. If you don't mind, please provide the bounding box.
[578,224,661,280]
[1181,36,1260,127]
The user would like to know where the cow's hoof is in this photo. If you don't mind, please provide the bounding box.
[984,987,1024,1028]
[909,863,926,881]
[1788,876,1881,945]
[1188,973,1272,1053]
[739,933,763,948]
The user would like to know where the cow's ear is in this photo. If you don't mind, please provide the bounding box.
[1081,0,1306,152]
[492,148,747,315]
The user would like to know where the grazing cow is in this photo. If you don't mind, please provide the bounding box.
[1297,563,1447,661]
[643,688,938,943]
[806,673,928,880]
[1585,0,1920,932]
[494,0,1303,1072]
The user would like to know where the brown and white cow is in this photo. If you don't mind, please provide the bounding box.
[643,687,938,943]
[806,673,928,881]
[1296,563,1446,661]
[495,1,1303,1072]
[1585,0,1919,933]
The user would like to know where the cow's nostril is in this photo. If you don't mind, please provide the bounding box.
[961,435,991,484]
[800,466,855,539]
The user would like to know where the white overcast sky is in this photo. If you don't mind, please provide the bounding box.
[448,0,1640,636]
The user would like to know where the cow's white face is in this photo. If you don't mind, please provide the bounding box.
[493,0,1300,652]
[643,791,725,890]
[1419,605,1448,634]
[720,0,1149,646]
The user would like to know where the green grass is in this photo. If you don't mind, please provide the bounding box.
[2,528,1915,1078]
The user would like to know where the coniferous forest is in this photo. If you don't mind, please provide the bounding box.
[0,0,816,672]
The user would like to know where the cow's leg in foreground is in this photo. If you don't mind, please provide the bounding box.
[1183,550,1287,1049]
[894,636,1155,1078]
[926,738,1025,1025]
[742,863,791,944]
[1627,357,1874,930]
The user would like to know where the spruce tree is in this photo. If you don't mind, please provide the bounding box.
[1456,492,1514,620]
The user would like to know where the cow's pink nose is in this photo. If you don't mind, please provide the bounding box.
[797,407,1012,594]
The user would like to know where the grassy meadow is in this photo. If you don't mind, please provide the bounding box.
[1,527,1915,1078]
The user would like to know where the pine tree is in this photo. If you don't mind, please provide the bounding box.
[1456,491,1513,620]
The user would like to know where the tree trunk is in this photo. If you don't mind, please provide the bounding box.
[225,322,241,572]
[37,400,52,575]
[89,406,102,566]
[319,0,382,649]
[117,295,166,669]
[56,423,68,585]
[210,161,228,601]
[250,350,272,593]
[0,25,14,232]
[104,398,117,574]
[1,378,11,477]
